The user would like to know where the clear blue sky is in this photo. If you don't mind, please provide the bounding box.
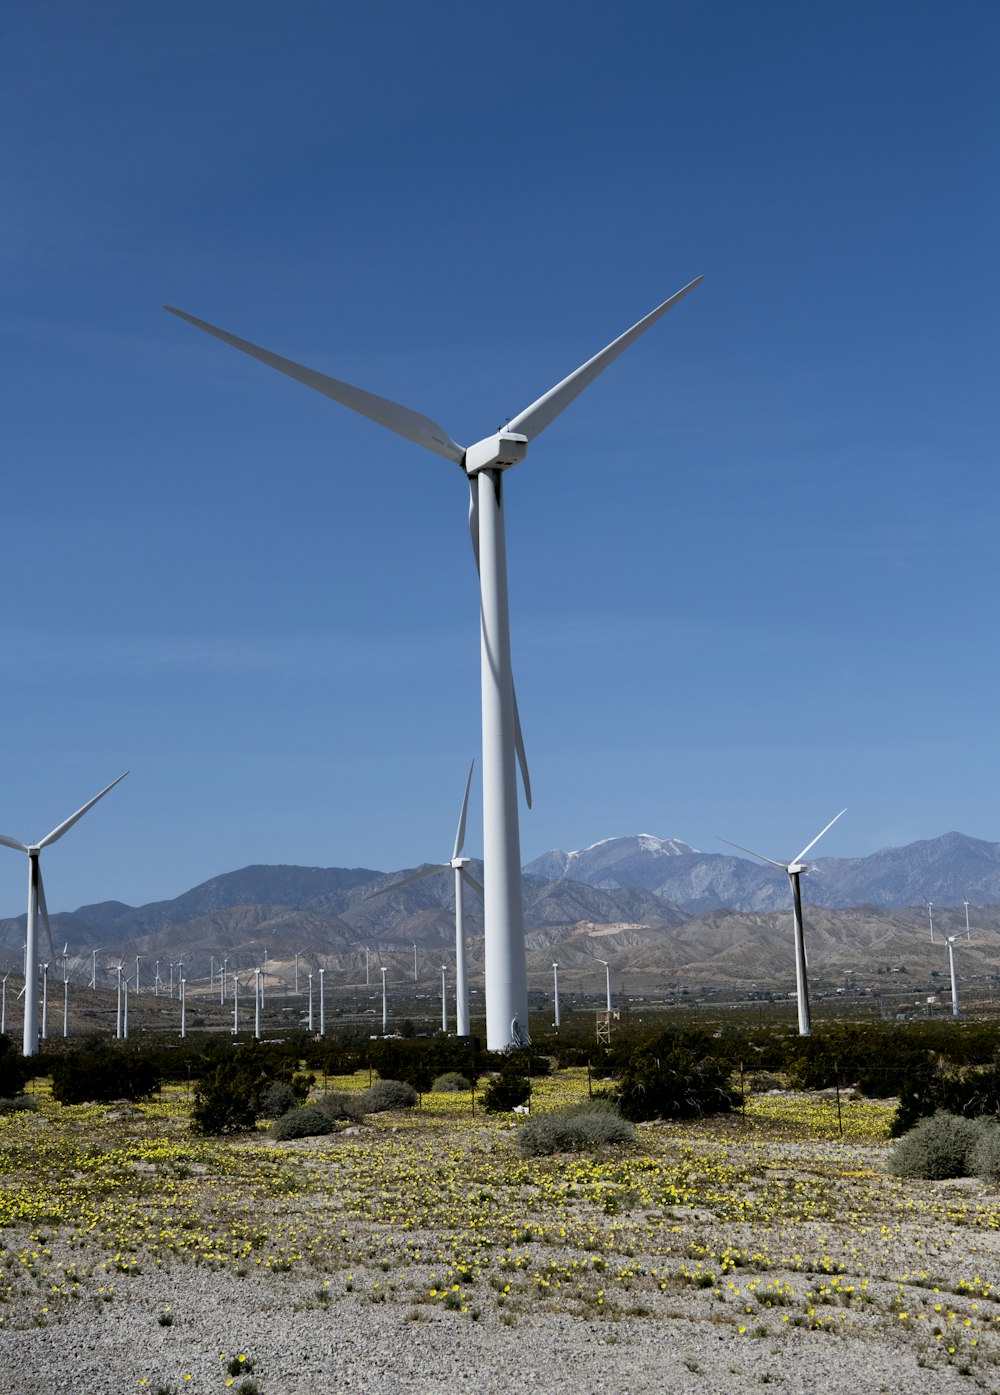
[1,0,997,915]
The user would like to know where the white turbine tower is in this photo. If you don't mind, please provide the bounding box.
[366,761,482,1037]
[945,933,965,1018]
[719,810,846,1037]
[166,278,702,1048]
[0,773,127,1057]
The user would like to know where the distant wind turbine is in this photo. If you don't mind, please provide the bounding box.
[366,761,482,1037]
[0,773,127,1056]
[166,277,702,1048]
[719,810,847,1037]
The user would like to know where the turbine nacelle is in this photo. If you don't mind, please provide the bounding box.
[786,862,808,875]
[463,432,528,477]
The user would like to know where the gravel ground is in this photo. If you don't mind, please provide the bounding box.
[3,1261,995,1395]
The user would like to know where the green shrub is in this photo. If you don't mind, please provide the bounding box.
[969,1118,1000,1182]
[892,1064,1000,1137]
[615,1030,739,1122]
[516,1101,636,1157]
[314,1090,366,1123]
[0,1093,39,1115]
[0,1035,31,1097]
[432,1072,471,1093]
[50,1049,161,1105]
[260,1082,298,1118]
[359,1079,418,1112]
[481,1072,531,1113]
[889,1111,980,1179]
[270,1105,335,1140]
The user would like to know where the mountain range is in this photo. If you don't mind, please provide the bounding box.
[1,831,998,967]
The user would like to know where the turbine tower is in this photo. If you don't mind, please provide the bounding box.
[0,773,127,1056]
[166,278,702,1048]
[945,933,964,1018]
[719,809,846,1037]
[366,761,481,1037]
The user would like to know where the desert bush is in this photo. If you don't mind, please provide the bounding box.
[516,1101,635,1157]
[889,1111,980,1179]
[481,1071,531,1113]
[50,1049,161,1105]
[260,1081,298,1119]
[892,1063,1000,1137]
[0,1035,32,1097]
[270,1105,335,1140]
[615,1030,739,1122]
[190,1044,311,1135]
[359,1079,418,1112]
[432,1072,471,1093]
[314,1090,366,1123]
[0,1093,39,1115]
[969,1118,1000,1182]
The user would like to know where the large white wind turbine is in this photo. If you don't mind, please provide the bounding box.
[0,774,128,1057]
[366,761,482,1038]
[166,278,702,1048]
[719,809,846,1037]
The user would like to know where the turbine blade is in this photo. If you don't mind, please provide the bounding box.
[0,834,29,853]
[365,864,450,899]
[468,477,480,573]
[453,760,475,860]
[36,870,57,962]
[513,685,532,809]
[717,836,788,871]
[506,277,703,442]
[37,772,128,849]
[460,869,485,898]
[164,307,466,465]
[792,809,847,866]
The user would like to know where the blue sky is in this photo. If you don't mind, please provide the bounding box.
[1,0,997,914]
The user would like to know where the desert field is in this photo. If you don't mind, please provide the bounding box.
[1,1072,999,1394]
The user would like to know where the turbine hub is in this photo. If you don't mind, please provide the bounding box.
[463,432,528,477]
[450,857,470,870]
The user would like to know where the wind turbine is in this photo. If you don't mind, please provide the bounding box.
[0,773,127,1056]
[719,810,846,1037]
[598,958,612,1013]
[366,761,482,1037]
[945,933,970,1018]
[166,278,702,1048]
[552,962,560,1029]
[60,944,70,1038]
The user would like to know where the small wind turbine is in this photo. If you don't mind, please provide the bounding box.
[719,809,847,1037]
[307,971,314,1032]
[927,901,935,943]
[366,761,482,1037]
[440,965,448,1032]
[963,900,972,940]
[166,278,702,1049]
[1,969,9,1034]
[552,962,560,1029]
[179,974,187,1038]
[598,958,612,1013]
[381,966,388,1034]
[318,966,325,1038]
[0,773,127,1056]
[253,967,262,1040]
